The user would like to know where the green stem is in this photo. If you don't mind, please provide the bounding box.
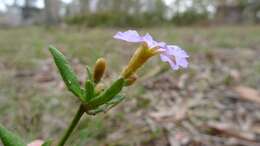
[57,104,85,146]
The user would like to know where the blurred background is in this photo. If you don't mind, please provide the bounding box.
[0,0,260,146]
[0,0,260,26]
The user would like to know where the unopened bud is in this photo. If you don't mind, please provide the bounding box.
[95,83,105,94]
[125,74,138,86]
[93,58,106,83]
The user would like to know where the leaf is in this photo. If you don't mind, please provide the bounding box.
[49,46,84,100]
[88,78,125,109]
[0,123,26,146]
[86,66,93,82]
[233,86,260,104]
[84,80,94,101]
[42,140,52,146]
[87,95,125,115]
[107,95,125,105]
[104,95,125,111]
[203,123,256,142]
[149,104,187,123]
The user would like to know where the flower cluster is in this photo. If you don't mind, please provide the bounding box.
[114,30,189,72]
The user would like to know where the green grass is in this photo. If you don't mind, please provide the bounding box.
[0,25,260,146]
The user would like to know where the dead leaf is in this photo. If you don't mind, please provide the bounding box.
[149,106,187,123]
[203,122,256,142]
[233,86,260,104]
[34,74,55,83]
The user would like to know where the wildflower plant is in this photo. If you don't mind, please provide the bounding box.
[0,30,188,146]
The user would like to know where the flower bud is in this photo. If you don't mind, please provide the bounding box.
[95,83,105,94]
[125,74,138,86]
[93,58,107,83]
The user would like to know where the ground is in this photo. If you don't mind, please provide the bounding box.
[0,26,260,146]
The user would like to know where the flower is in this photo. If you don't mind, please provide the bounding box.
[160,45,189,70]
[114,30,189,77]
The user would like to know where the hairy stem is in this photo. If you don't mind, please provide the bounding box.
[57,104,85,146]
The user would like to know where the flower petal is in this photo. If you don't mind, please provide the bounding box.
[114,30,165,49]
[176,57,188,68]
[167,45,189,58]
[113,30,143,43]
[160,45,189,70]
[142,33,157,48]
[160,54,179,70]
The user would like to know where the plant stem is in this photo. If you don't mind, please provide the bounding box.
[57,104,85,146]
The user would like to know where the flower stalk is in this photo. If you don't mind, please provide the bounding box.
[57,104,85,146]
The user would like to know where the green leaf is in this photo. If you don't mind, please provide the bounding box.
[49,46,84,100]
[102,95,125,112]
[87,95,125,115]
[101,95,125,112]
[106,95,125,105]
[0,123,26,146]
[84,80,94,101]
[86,66,93,82]
[42,140,52,146]
[88,78,125,109]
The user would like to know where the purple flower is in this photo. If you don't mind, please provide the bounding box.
[160,45,189,70]
[114,30,189,70]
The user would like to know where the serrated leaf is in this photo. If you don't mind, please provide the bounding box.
[88,78,125,109]
[49,46,84,100]
[0,124,26,146]
[84,80,94,101]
